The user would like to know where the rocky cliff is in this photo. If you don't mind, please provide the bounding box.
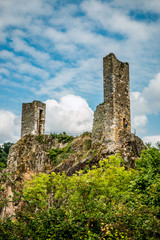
[0,131,145,219]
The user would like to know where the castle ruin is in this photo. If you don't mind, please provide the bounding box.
[92,53,131,144]
[1,53,146,221]
[21,100,46,138]
[21,53,130,144]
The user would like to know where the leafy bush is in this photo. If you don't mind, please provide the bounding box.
[49,143,73,166]
[21,155,139,239]
[50,132,74,143]
[81,131,92,137]
[1,147,160,239]
[35,135,44,144]
[84,139,92,150]
[0,142,13,170]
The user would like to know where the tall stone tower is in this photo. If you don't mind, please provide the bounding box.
[21,100,46,138]
[92,53,131,144]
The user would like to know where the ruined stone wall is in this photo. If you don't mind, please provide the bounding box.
[103,53,131,141]
[92,53,131,144]
[92,103,112,144]
[21,100,46,138]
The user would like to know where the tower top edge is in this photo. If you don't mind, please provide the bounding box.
[22,100,46,106]
[103,53,129,65]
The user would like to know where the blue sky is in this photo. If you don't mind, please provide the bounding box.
[0,0,160,145]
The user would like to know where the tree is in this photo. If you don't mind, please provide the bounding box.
[0,142,13,170]
[1,149,160,239]
[3,142,13,154]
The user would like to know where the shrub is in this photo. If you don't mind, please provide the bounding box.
[49,143,73,167]
[35,135,44,144]
[0,142,13,170]
[81,131,92,138]
[50,132,74,143]
[85,139,92,150]
[1,147,160,239]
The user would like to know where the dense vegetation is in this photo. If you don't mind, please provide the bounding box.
[50,132,74,143]
[49,142,73,167]
[0,142,13,170]
[0,145,160,239]
[48,132,75,167]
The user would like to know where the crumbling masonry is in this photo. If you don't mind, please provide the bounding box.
[21,100,46,138]
[92,53,131,144]
[1,53,146,220]
[21,53,130,144]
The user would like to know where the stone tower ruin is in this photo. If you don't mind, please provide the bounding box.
[21,100,46,138]
[92,53,131,144]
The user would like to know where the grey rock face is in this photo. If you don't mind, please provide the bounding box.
[0,135,65,219]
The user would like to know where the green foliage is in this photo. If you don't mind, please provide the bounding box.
[1,147,160,239]
[156,141,160,150]
[20,155,139,239]
[49,148,64,164]
[130,145,160,212]
[136,145,160,175]
[0,148,7,169]
[50,132,74,143]
[35,134,44,144]
[84,139,92,150]
[23,173,51,208]
[3,142,13,154]
[49,143,73,166]
[0,142,13,170]
[81,131,92,137]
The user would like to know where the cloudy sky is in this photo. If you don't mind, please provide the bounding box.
[0,0,160,145]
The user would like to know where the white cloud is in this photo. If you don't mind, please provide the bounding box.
[45,94,93,134]
[10,36,51,64]
[34,57,102,97]
[0,110,20,143]
[0,68,10,76]
[0,0,52,29]
[18,62,49,79]
[143,73,160,114]
[143,135,160,147]
[113,0,160,14]
[131,72,160,135]
[0,49,50,82]
[0,0,160,144]
[131,92,148,116]
[0,95,93,143]
[131,72,160,115]
[132,115,148,134]
[81,0,151,42]
[0,0,159,100]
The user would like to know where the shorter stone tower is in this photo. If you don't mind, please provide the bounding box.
[92,53,131,144]
[21,100,46,138]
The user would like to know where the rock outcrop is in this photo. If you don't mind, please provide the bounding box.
[0,131,145,219]
[0,53,146,220]
[0,134,92,219]
[100,130,145,168]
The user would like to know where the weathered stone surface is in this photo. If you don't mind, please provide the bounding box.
[92,103,111,145]
[21,100,46,138]
[0,134,65,219]
[6,135,56,179]
[92,53,131,144]
[100,130,146,168]
[91,53,145,166]
[53,135,92,175]
[0,134,93,219]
